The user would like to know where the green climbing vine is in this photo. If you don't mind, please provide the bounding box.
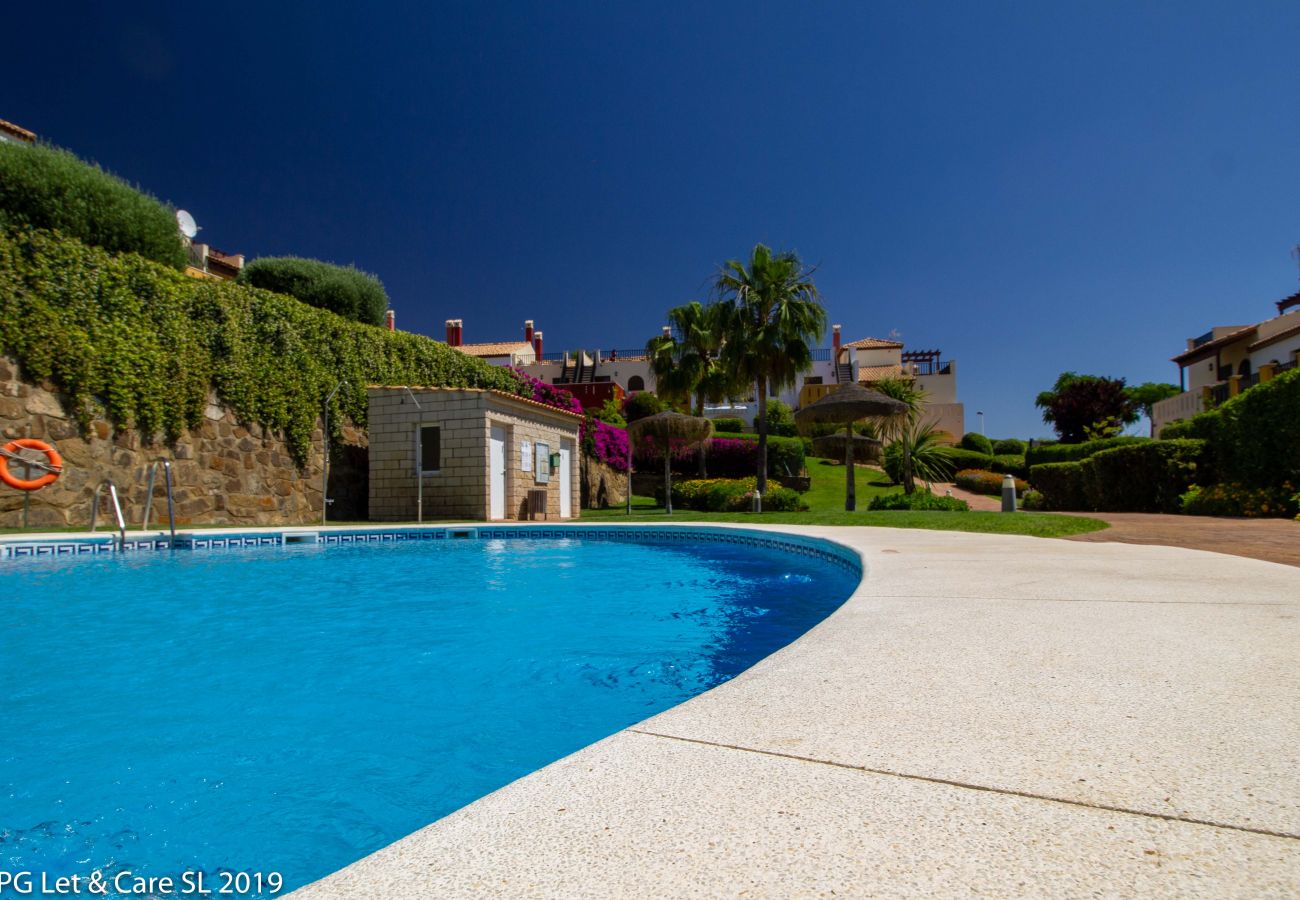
[0,227,527,465]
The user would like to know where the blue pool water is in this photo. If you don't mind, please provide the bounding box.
[0,533,858,896]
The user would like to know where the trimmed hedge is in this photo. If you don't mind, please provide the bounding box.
[0,228,524,463]
[992,438,1027,455]
[1029,439,1207,512]
[988,454,1028,479]
[868,491,969,512]
[0,142,186,269]
[1024,436,1149,468]
[1163,370,1300,490]
[710,417,746,433]
[1027,461,1089,511]
[1081,440,1206,513]
[959,432,993,455]
[655,477,807,512]
[943,447,994,472]
[635,433,805,478]
[239,256,388,326]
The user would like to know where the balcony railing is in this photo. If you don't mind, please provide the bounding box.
[907,359,954,376]
[1209,382,1230,405]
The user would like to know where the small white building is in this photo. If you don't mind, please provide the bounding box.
[367,387,583,522]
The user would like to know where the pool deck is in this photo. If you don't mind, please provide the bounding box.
[7,523,1295,896]
[283,523,1299,898]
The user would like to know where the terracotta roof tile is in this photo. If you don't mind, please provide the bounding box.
[0,119,36,143]
[843,337,904,350]
[455,341,534,357]
[857,364,909,382]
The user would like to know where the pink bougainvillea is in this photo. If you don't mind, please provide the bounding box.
[507,367,629,472]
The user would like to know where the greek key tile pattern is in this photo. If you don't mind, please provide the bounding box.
[1,526,860,575]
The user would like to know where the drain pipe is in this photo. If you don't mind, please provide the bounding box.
[401,387,424,523]
[322,380,348,524]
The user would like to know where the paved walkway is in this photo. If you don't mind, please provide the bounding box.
[294,525,1299,898]
[1068,512,1300,568]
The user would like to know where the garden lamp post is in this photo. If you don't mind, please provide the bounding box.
[794,383,906,512]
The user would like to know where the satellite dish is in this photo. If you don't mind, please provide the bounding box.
[176,209,199,239]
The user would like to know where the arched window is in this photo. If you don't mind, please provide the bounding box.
[627,375,645,392]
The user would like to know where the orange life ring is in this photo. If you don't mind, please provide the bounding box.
[0,438,63,491]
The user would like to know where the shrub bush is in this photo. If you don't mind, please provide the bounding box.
[1028,461,1089,511]
[710,416,746,433]
[1171,370,1299,490]
[757,399,797,436]
[0,229,523,463]
[1080,440,1206,513]
[959,432,993,455]
[867,491,969,512]
[657,477,807,512]
[1158,419,1196,439]
[992,438,1027,455]
[622,391,665,422]
[1024,435,1148,468]
[988,454,1028,479]
[1020,489,1046,511]
[1180,483,1299,518]
[954,469,1029,496]
[239,256,388,326]
[0,142,186,269]
[942,447,993,473]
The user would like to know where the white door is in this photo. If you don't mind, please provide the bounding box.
[558,439,573,518]
[489,425,507,520]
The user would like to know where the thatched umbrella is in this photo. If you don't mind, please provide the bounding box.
[627,412,714,514]
[811,432,883,466]
[795,384,907,511]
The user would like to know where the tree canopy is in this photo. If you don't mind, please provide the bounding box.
[1035,372,1139,443]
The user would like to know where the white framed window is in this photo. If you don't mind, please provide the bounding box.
[415,423,441,475]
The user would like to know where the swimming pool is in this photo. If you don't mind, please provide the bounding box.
[0,528,859,897]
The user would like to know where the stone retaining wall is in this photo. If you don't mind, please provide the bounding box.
[0,357,367,527]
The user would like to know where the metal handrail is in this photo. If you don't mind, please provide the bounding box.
[141,459,176,546]
[90,479,126,551]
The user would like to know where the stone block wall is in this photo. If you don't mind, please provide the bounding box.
[0,357,367,528]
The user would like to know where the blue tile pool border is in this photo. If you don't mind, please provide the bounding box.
[0,525,862,575]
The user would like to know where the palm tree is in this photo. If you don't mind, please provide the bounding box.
[715,244,827,494]
[645,301,732,415]
[874,376,927,494]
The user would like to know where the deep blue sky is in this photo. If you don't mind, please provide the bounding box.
[10,2,1300,437]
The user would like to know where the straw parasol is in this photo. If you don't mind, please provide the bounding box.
[627,412,714,514]
[795,384,907,511]
[811,432,883,466]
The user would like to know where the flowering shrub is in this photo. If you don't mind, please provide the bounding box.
[954,469,1029,496]
[655,477,807,512]
[509,367,629,472]
[633,435,804,478]
[1180,483,1299,519]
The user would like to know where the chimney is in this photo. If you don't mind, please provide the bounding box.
[524,319,534,343]
[385,309,396,332]
[662,325,671,338]
[832,324,841,357]
[454,319,463,347]
[533,330,543,359]
[445,319,455,345]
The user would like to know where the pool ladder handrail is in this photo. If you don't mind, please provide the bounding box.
[141,458,177,547]
[90,479,127,551]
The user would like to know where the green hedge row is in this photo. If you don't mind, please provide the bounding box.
[654,477,807,512]
[239,256,389,327]
[941,446,1028,479]
[0,228,524,463]
[1157,370,1299,490]
[710,417,747,433]
[0,141,186,270]
[1024,435,1148,468]
[1028,439,1207,512]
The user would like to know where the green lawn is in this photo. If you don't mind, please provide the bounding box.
[584,458,1108,539]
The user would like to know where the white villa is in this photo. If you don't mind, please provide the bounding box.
[441,317,965,441]
[1152,291,1300,433]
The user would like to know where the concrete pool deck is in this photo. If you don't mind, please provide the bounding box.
[289,524,1299,898]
